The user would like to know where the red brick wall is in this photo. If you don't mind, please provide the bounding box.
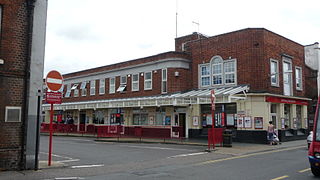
[184,28,306,97]
[0,0,30,170]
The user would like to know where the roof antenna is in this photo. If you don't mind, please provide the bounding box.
[192,21,200,33]
[176,0,178,38]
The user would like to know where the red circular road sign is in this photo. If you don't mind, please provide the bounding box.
[46,70,63,91]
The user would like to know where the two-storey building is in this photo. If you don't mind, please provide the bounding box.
[43,28,318,143]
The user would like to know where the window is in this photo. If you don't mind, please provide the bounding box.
[295,67,302,90]
[5,106,21,122]
[117,76,127,92]
[65,84,71,98]
[200,65,210,87]
[283,57,293,96]
[80,81,87,96]
[270,59,279,86]
[71,84,79,97]
[212,57,223,85]
[199,56,236,87]
[224,61,235,84]
[109,77,115,94]
[133,114,149,125]
[162,69,167,93]
[99,79,105,95]
[90,80,96,95]
[132,74,139,91]
[144,72,152,90]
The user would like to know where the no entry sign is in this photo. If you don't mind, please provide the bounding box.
[46,70,63,91]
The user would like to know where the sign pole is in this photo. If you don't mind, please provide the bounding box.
[211,90,215,150]
[45,70,63,166]
[48,103,53,166]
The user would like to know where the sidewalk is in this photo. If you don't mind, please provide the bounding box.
[95,136,306,156]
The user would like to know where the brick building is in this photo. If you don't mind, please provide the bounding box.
[43,28,318,143]
[0,0,47,170]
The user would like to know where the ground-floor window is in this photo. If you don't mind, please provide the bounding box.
[133,113,148,125]
[93,110,104,124]
[201,103,236,128]
[270,104,277,129]
[284,104,291,129]
[296,105,302,129]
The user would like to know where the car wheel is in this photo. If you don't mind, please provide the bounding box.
[311,167,320,176]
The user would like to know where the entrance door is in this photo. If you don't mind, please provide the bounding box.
[79,112,86,131]
[178,113,186,137]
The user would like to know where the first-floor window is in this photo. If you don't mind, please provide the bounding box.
[200,65,210,87]
[99,79,105,94]
[270,59,279,86]
[90,80,96,95]
[295,67,302,90]
[109,77,115,94]
[132,74,139,91]
[144,72,152,90]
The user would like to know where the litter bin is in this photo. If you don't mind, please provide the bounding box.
[223,129,232,147]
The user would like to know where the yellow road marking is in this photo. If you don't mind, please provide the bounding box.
[197,145,304,166]
[271,175,289,180]
[298,168,310,173]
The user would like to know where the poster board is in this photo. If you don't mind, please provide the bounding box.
[244,116,252,128]
[254,117,263,129]
[237,115,244,128]
[193,116,199,126]
[227,114,235,126]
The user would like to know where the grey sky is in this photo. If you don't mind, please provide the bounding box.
[44,0,320,76]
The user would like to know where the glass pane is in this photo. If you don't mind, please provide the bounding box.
[133,74,138,81]
[224,62,235,73]
[212,64,222,74]
[212,75,222,85]
[201,66,209,75]
[225,74,235,84]
[145,72,151,80]
[201,77,210,86]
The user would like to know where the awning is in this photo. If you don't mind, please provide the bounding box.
[42,85,249,111]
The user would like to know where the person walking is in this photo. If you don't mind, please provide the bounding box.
[267,121,275,145]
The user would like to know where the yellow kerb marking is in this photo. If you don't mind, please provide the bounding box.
[271,175,289,180]
[197,145,304,166]
[298,168,310,173]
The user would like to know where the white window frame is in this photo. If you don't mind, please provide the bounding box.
[199,64,210,87]
[120,76,127,85]
[80,81,87,97]
[71,84,79,97]
[144,72,152,90]
[65,84,71,98]
[5,106,22,122]
[109,77,115,94]
[282,57,293,96]
[224,60,236,85]
[162,69,167,93]
[295,66,303,91]
[90,80,96,96]
[270,59,279,87]
[198,56,237,88]
[132,74,139,91]
[99,79,105,95]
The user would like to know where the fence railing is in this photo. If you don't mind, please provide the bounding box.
[40,123,185,140]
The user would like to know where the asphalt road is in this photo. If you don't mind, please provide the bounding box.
[0,136,315,180]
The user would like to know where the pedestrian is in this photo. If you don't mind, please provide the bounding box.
[267,121,275,145]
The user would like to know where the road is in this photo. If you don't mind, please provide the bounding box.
[0,136,314,180]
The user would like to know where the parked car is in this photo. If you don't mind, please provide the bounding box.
[308,131,313,149]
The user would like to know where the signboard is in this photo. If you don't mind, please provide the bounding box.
[46,92,62,104]
[265,96,308,106]
[254,117,263,129]
[46,70,63,91]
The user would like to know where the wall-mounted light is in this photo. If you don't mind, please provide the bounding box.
[174,71,179,77]
[141,73,144,76]
[127,74,131,78]
[0,59,4,65]
[154,70,157,73]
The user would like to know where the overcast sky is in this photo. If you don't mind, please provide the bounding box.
[44,0,320,76]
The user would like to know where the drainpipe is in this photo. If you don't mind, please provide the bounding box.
[21,0,35,170]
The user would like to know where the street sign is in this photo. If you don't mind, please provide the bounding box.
[46,70,63,91]
[46,91,62,104]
